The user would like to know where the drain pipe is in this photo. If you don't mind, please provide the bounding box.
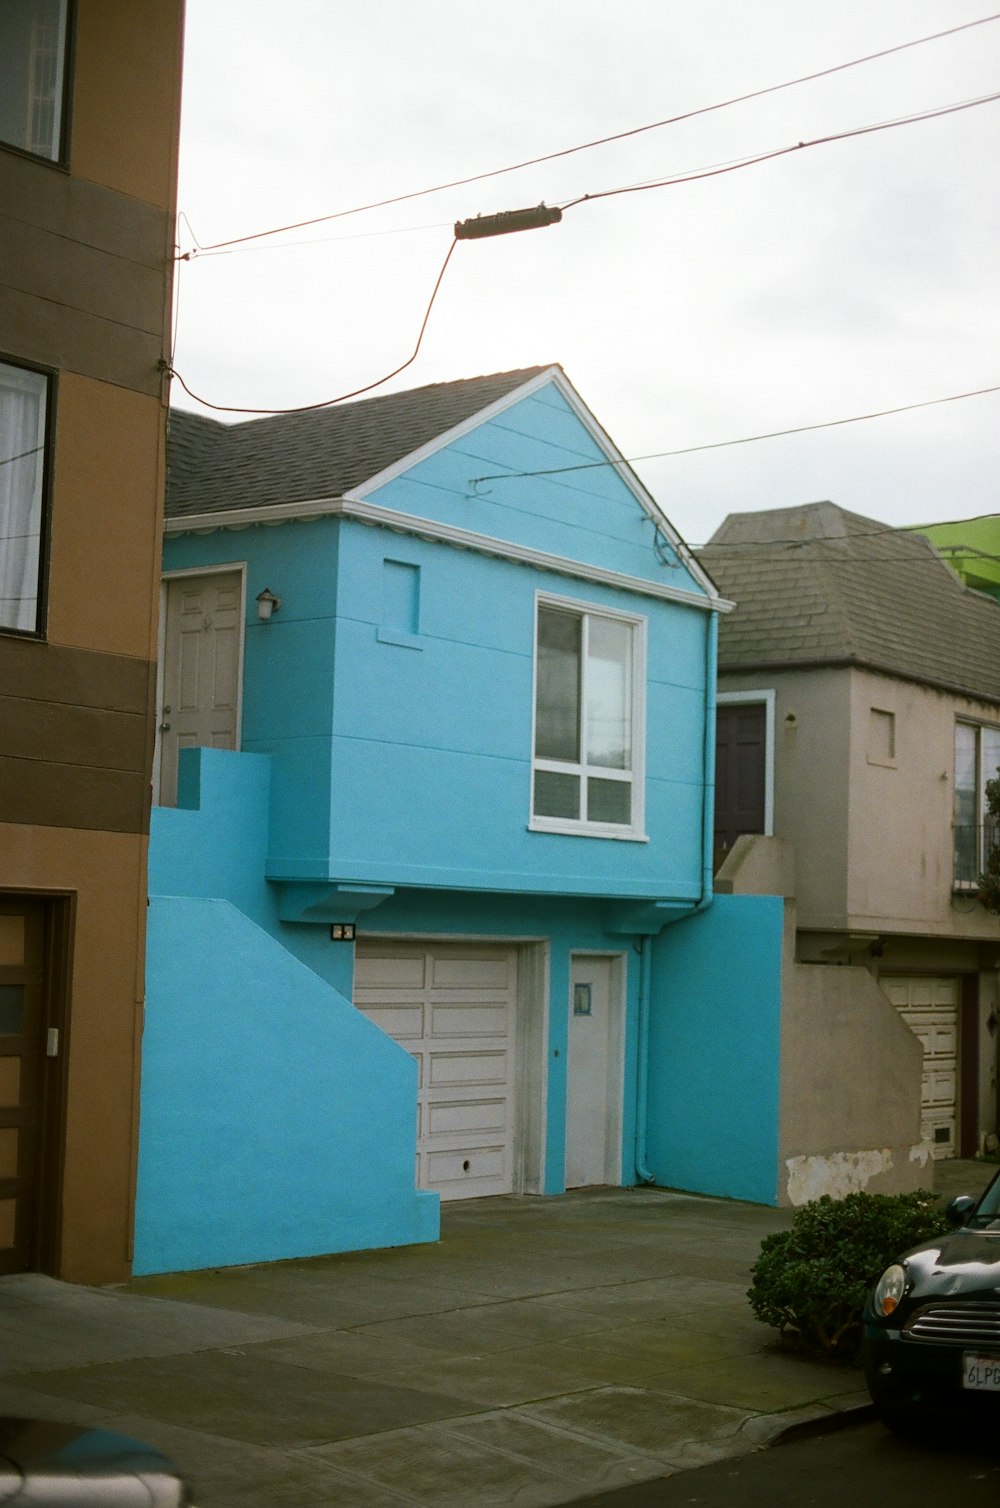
[634,934,655,1183]
[633,610,719,1185]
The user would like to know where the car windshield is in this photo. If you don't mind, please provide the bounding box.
[967,1169,1000,1224]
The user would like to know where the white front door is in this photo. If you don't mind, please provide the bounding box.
[354,941,520,1200]
[565,954,624,1188]
[158,571,243,805]
[882,975,959,1159]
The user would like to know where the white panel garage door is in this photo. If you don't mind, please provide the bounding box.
[882,975,959,1159]
[354,942,519,1200]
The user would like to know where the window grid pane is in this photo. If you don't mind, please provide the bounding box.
[587,776,632,826]
[535,607,581,761]
[585,615,632,770]
[534,769,581,821]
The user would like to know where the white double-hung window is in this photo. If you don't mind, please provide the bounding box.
[531,595,645,839]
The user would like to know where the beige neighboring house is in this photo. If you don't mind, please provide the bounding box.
[701,502,1000,1186]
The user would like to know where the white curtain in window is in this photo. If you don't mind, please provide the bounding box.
[0,366,46,632]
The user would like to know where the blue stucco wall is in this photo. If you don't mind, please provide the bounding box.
[135,895,437,1274]
[161,379,713,903]
[646,895,784,1205]
[361,384,692,583]
[147,750,646,1206]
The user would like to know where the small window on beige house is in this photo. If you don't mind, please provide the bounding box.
[868,708,896,766]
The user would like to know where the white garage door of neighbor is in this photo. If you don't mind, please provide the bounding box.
[882,975,959,1160]
[354,942,519,1200]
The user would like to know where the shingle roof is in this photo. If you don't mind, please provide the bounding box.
[699,501,1000,704]
[166,366,552,519]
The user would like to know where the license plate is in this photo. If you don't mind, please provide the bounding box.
[963,1353,1000,1390]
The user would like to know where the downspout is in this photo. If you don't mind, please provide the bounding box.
[634,934,655,1183]
[633,608,719,1184]
[698,608,719,913]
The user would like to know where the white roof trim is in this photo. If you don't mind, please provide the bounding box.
[167,495,734,613]
[341,364,719,601]
[345,366,564,501]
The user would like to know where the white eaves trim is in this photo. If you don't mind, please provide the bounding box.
[166,494,734,613]
[344,364,720,602]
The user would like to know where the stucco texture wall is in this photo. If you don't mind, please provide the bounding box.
[646,895,784,1205]
[135,896,436,1274]
[778,961,930,1204]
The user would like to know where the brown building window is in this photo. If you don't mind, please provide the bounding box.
[0,0,70,162]
[0,359,50,635]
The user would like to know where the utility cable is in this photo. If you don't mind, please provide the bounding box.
[179,12,1000,257]
[169,239,457,415]
[170,86,999,417]
[560,91,1000,212]
[469,386,1000,488]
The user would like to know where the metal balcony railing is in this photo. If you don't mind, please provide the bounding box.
[953,821,999,888]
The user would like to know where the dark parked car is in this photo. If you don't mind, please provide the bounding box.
[0,1418,194,1505]
[864,1166,1000,1434]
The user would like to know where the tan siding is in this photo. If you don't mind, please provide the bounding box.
[48,378,164,658]
[70,0,186,210]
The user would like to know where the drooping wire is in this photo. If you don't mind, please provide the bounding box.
[179,12,1000,258]
[169,239,458,415]
[560,92,1000,212]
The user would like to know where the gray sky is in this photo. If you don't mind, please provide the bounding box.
[172,1,1000,547]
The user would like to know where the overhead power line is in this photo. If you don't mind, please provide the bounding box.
[178,11,1000,257]
[170,85,1000,417]
[560,91,1000,212]
[469,386,1000,488]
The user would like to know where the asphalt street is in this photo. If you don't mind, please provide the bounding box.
[565,1418,1000,1506]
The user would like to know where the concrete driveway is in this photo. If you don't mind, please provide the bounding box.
[0,1163,991,1507]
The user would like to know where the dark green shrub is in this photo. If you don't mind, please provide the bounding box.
[747,1189,949,1359]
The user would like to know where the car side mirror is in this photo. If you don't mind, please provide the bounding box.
[946,1194,976,1225]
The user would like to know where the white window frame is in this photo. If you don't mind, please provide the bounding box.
[529,591,647,842]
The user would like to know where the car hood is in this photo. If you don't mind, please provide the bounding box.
[902,1224,1000,1298]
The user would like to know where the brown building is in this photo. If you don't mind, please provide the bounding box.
[1,1,185,1282]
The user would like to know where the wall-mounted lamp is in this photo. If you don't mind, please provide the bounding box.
[330,923,356,942]
[256,588,281,621]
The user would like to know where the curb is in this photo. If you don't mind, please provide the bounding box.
[771,1401,877,1448]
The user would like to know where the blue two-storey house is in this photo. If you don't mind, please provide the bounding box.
[136,365,784,1275]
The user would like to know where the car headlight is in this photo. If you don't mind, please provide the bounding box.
[872,1262,907,1316]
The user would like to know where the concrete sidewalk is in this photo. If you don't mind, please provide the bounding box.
[0,1162,993,1508]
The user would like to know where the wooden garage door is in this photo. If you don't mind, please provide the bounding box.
[354,942,518,1200]
[882,976,959,1159]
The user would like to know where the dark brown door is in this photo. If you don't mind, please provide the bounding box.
[0,901,48,1273]
[714,701,766,869]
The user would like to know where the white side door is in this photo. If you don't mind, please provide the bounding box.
[565,954,624,1188]
[158,570,243,805]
